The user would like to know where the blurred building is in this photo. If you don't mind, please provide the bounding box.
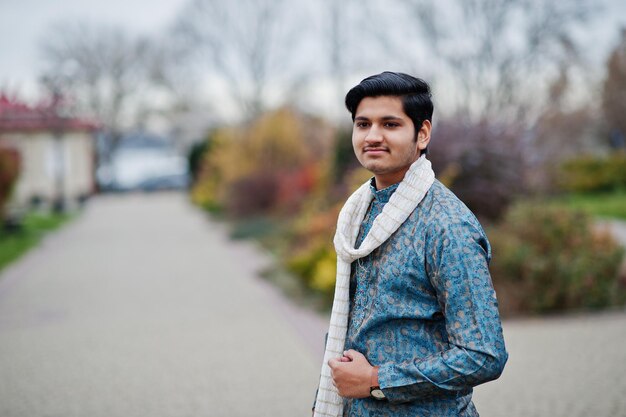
[0,93,98,212]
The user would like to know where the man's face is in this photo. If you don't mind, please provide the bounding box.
[352,96,429,188]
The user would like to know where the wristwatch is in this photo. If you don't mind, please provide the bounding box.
[370,366,386,400]
[370,386,386,400]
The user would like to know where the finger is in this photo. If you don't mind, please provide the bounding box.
[343,350,360,361]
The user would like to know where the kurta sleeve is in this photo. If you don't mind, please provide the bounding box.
[376,210,508,404]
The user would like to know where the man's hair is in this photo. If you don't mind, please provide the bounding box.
[345,72,434,147]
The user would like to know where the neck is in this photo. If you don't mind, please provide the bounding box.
[373,169,409,190]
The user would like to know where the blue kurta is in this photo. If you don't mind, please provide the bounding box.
[343,179,508,416]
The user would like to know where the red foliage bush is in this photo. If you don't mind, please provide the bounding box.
[226,173,280,217]
[0,146,20,220]
[429,119,525,220]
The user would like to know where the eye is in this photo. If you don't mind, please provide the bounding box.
[355,121,370,128]
[384,122,400,128]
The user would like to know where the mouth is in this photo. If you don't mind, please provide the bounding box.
[363,147,389,155]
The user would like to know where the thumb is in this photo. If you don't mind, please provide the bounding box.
[343,349,364,361]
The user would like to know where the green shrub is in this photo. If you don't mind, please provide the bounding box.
[0,212,71,272]
[548,192,626,220]
[229,216,279,241]
[489,202,625,314]
[559,152,626,193]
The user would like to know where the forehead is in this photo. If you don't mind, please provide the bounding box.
[354,96,407,118]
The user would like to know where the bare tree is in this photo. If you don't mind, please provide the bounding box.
[320,0,392,98]
[602,27,626,148]
[39,21,151,156]
[173,0,306,119]
[395,0,593,123]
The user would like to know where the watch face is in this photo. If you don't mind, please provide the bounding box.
[371,388,386,400]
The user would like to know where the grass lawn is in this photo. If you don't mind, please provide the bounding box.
[548,191,626,220]
[0,212,72,272]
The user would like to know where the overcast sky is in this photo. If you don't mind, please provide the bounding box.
[0,0,188,100]
[1,0,626,106]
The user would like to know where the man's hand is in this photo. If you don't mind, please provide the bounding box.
[328,349,375,398]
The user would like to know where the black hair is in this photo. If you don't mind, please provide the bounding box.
[345,72,434,152]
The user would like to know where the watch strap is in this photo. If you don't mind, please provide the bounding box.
[370,366,379,387]
[369,366,386,400]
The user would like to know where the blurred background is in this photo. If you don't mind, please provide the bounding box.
[1,0,626,416]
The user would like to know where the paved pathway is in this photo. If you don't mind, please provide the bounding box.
[0,192,319,417]
[1,192,625,417]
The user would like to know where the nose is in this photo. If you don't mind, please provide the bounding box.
[365,125,383,143]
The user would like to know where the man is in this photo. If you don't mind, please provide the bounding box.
[313,72,508,417]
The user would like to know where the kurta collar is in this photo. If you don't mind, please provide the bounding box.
[369,178,400,204]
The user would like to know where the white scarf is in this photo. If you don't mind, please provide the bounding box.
[313,155,435,417]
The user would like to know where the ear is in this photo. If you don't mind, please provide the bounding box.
[417,120,432,151]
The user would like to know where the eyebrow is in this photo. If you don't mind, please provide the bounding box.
[354,115,404,121]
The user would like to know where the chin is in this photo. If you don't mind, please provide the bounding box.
[365,165,389,175]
